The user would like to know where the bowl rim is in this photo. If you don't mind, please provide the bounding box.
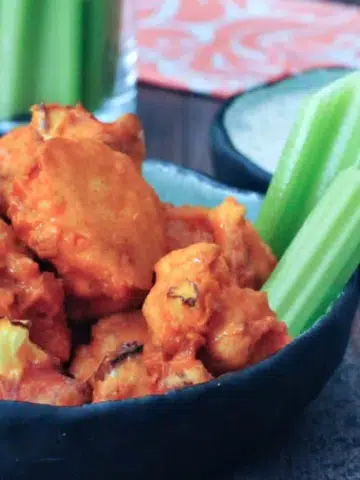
[144,158,265,201]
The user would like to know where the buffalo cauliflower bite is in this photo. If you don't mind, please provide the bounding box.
[210,198,277,288]
[4,137,165,319]
[202,287,291,375]
[92,352,153,403]
[71,312,155,402]
[0,319,88,406]
[92,346,212,402]
[144,347,212,394]
[71,311,149,383]
[16,367,90,406]
[71,311,212,402]
[143,243,289,378]
[164,204,214,252]
[143,243,232,358]
[0,104,145,216]
[0,126,41,215]
[31,103,145,171]
[0,219,70,362]
[164,198,277,289]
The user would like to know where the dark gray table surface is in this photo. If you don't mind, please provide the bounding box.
[224,311,360,480]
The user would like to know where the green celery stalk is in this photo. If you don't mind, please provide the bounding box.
[34,0,83,105]
[103,0,122,100]
[0,0,114,116]
[256,71,360,258]
[82,0,115,112]
[262,167,360,337]
[0,0,42,118]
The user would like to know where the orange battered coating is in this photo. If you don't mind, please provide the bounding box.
[71,311,212,403]
[144,347,212,394]
[0,103,290,405]
[210,198,277,288]
[31,103,145,171]
[158,355,212,392]
[143,243,231,358]
[0,104,145,215]
[0,319,88,406]
[203,287,291,375]
[92,347,212,403]
[15,367,90,406]
[0,219,70,362]
[143,243,289,377]
[248,320,290,366]
[5,137,165,319]
[165,204,214,252]
[0,126,41,215]
[71,311,149,383]
[71,311,154,402]
[164,198,277,289]
[92,355,153,403]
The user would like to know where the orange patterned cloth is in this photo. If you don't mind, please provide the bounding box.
[137,0,360,97]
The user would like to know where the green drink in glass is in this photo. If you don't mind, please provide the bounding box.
[0,0,137,131]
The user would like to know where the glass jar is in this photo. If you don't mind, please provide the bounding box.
[0,0,137,134]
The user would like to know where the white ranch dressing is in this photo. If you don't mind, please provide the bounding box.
[224,69,352,175]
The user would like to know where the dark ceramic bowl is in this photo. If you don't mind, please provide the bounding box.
[211,68,355,194]
[1,160,358,479]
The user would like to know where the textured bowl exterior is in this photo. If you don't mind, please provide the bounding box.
[0,160,358,479]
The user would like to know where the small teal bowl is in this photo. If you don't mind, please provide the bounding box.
[0,160,358,479]
[211,68,355,193]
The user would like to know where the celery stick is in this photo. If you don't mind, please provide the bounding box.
[262,167,360,337]
[34,0,82,105]
[103,0,122,100]
[256,72,360,258]
[0,0,42,118]
[82,0,114,112]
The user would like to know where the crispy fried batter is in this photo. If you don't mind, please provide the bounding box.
[164,198,277,289]
[164,204,214,252]
[0,319,88,406]
[143,243,231,358]
[15,367,90,406]
[92,347,213,402]
[31,103,145,171]
[92,354,153,403]
[0,104,289,405]
[0,104,145,215]
[0,219,70,361]
[210,198,277,288]
[203,287,291,375]
[71,311,149,383]
[5,137,165,318]
[72,311,212,402]
[159,355,212,392]
[144,347,212,394]
[248,320,290,366]
[143,243,289,378]
[0,126,41,215]
[71,311,154,402]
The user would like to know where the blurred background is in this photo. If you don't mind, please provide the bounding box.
[1,0,360,182]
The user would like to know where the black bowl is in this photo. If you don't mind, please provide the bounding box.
[1,160,358,479]
[211,68,355,194]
